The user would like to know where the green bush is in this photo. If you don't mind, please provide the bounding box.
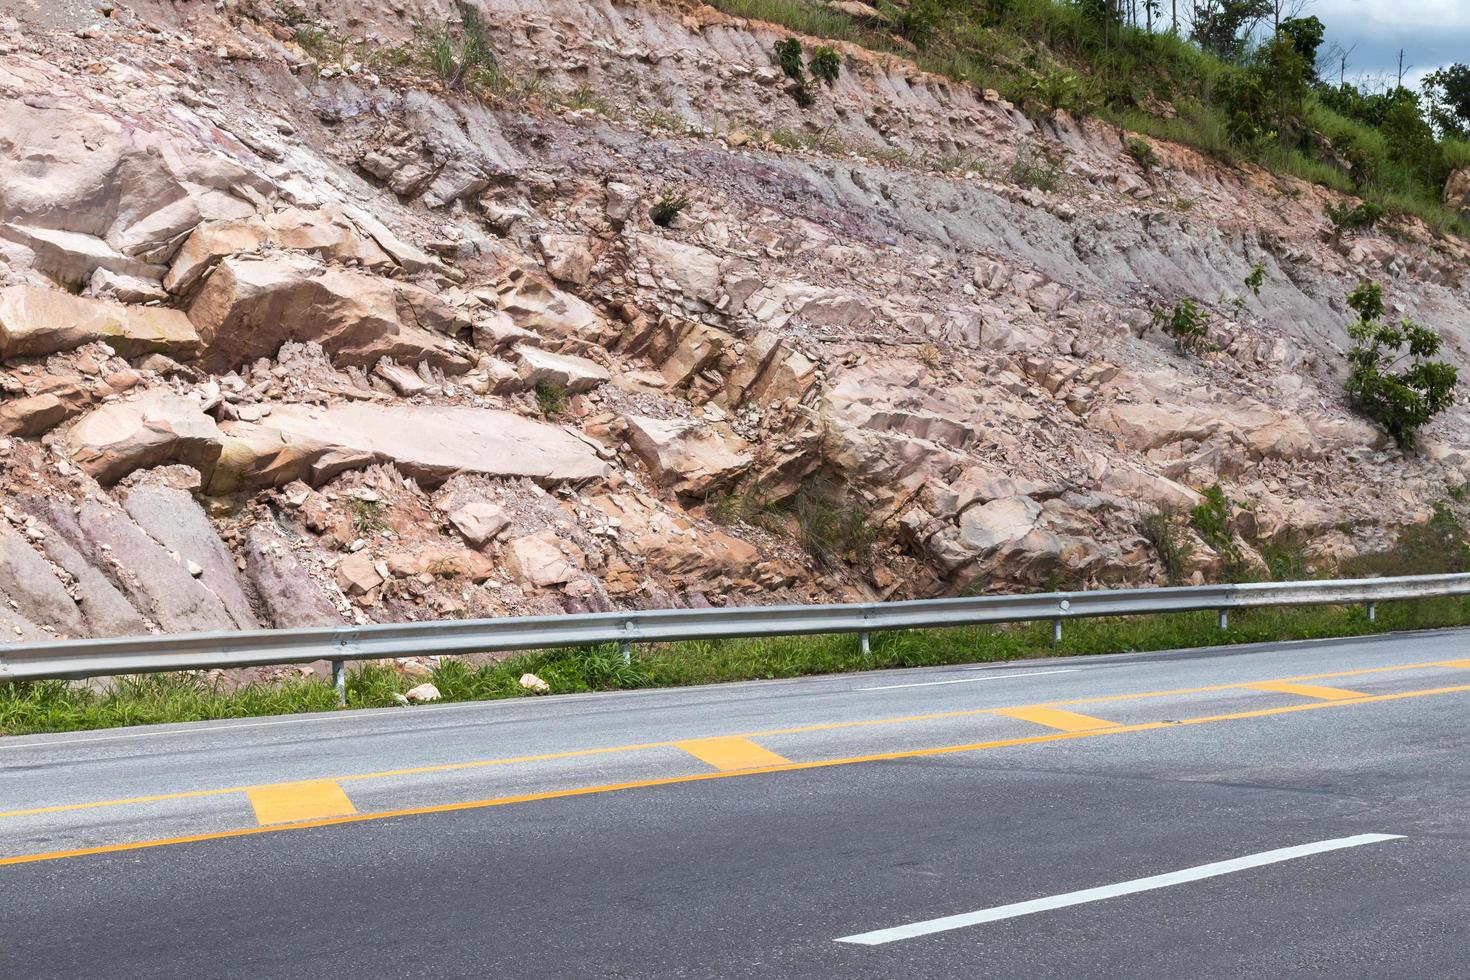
[534,379,567,416]
[1158,297,1211,354]
[1343,281,1458,451]
[774,37,804,79]
[1190,483,1254,582]
[414,2,494,91]
[1244,262,1267,297]
[1325,200,1385,242]
[1126,136,1155,171]
[650,193,690,227]
[809,45,841,85]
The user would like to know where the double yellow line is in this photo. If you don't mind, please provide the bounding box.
[1,658,1468,867]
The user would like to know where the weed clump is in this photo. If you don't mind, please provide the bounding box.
[793,480,877,569]
[1139,506,1194,585]
[650,193,690,227]
[534,379,567,416]
[1009,143,1063,191]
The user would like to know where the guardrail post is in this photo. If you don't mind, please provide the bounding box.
[859,630,871,658]
[620,620,634,666]
[1218,609,1229,631]
[1051,617,1062,647]
[1366,601,1376,624]
[331,659,346,706]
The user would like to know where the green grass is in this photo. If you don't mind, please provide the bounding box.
[5,597,1470,735]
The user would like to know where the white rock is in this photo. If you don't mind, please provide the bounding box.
[519,672,551,694]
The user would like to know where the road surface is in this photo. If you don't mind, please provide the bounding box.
[3,629,1470,978]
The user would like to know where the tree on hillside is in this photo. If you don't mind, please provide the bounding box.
[1190,0,1272,61]
[1424,64,1470,138]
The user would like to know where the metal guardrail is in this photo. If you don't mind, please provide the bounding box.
[3,573,1469,699]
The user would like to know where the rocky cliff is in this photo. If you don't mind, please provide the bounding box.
[1,0,1468,647]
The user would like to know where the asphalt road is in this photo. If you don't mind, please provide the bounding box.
[4,629,1470,978]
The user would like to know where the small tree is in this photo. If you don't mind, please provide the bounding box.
[1344,282,1457,451]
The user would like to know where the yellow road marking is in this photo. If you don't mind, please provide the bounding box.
[676,736,791,771]
[1244,681,1367,701]
[3,656,1466,821]
[247,781,356,826]
[4,681,1470,869]
[993,706,1119,732]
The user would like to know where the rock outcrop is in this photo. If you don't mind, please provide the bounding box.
[0,0,1468,649]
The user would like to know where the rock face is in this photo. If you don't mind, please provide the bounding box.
[0,0,1469,647]
[1447,167,1470,217]
[213,403,610,491]
[0,287,200,360]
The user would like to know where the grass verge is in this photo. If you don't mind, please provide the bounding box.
[3,596,1469,735]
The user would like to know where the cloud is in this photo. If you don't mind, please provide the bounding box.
[1311,0,1470,85]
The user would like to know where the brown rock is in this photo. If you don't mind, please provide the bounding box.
[66,389,223,485]
[186,254,473,372]
[0,286,200,361]
[504,530,584,587]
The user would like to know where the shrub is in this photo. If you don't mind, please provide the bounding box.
[1343,282,1457,451]
[1190,483,1253,582]
[1325,200,1385,242]
[534,379,567,416]
[415,3,494,92]
[707,483,781,529]
[650,193,689,227]
[1127,137,1156,171]
[809,45,841,86]
[1008,143,1063,191]
[1140,506,1193,586]
[774,37,804,80]
[1158,297,1211,354]
[1244,262,1267,297]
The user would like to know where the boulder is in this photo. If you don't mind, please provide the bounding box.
[186,254,473,372]
[519,672,551,694]
[0,224,166,287]
[212,403,610,492]
[66,389,223,486]
[0,286,200,361]
[447,500,511,548]
[337,550,384,596]
[624,416,752,496]
[514,344,609,393]
[504,530,583,587]
[405,682,442,703]
[164,207,397,294]
[539,234,595,285]
[0,393,77,438]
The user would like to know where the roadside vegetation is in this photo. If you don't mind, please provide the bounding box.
[5,594,1470,736]
[709,0,1470,236]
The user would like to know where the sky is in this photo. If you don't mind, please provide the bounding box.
[1310,0,1469,89]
